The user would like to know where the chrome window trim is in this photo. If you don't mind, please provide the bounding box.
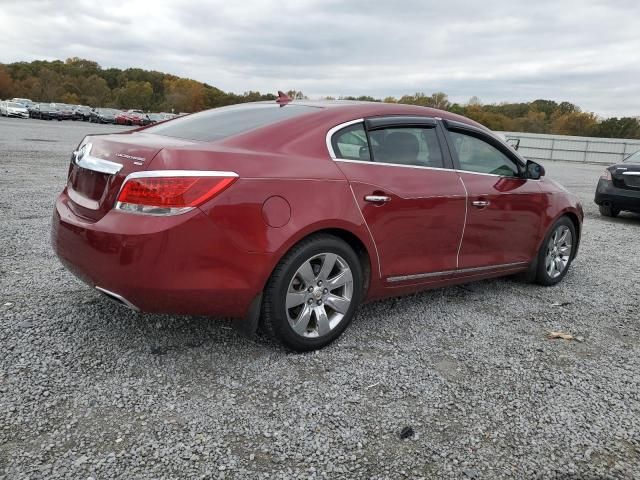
[326,118,365,159]
[326,118,451,173]
[454,169,512,178]
[335,158,453,173]
[622,171,640,176]
[387,261,528,283]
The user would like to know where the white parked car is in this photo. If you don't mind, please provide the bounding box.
[10,97,34,109]
[0,101,29,118]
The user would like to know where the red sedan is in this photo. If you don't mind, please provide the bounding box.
[115,110,149,126]
[52,100,583,350]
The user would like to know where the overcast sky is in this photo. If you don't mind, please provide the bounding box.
[1,0,638,117]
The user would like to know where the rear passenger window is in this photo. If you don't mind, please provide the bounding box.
[368,127,444,168]
[332,123,371,161]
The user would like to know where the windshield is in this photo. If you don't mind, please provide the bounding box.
[144,103,320,142]
[8,102,24,108]
[624,150,640,163]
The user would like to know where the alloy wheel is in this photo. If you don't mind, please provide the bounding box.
[285,253,354,338]
[545,225,573,279]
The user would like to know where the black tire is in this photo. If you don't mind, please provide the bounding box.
[599,204,620,217]
[261,234,364,351]
[534,216,577,286]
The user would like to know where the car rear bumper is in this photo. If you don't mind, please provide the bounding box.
[594,179,640,211]
[52,191,274,318]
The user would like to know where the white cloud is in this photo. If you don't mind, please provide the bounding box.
[1,0,638,116]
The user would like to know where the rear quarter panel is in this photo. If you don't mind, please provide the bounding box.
[147,148,382,296]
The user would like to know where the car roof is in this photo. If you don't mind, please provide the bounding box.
[267,100,488,131]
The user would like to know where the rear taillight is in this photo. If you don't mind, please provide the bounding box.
[600,169,612,181]
[116,171,238,216]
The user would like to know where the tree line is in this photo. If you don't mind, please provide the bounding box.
[0,58,638,139]
[0,57,276,113]
[333,93,640,139]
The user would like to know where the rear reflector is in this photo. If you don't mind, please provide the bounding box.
[116,171,238,216]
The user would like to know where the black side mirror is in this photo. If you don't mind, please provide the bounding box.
[525,160,545,180]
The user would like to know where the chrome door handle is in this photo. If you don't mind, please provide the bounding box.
[472,200,490,208]
[364,195,391,203]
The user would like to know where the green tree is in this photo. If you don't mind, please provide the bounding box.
[0,65,14,98]
[115,81,153,110]
[593,117,640,139]
[551,111,598,136]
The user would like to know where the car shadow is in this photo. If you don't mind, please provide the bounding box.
[597,211,640,225]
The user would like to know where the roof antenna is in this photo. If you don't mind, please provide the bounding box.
[276,91,292,106]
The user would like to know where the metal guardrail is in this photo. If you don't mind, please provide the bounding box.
[497,132,640,165]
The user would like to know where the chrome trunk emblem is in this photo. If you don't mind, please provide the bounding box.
[115,153,146,163]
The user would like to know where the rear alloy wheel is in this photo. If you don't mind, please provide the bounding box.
[599,204,620,217]
[535,217,576,286]
[261,235,363,351]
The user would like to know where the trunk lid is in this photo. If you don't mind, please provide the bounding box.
[612,164,640,191]
[65,132,196,221]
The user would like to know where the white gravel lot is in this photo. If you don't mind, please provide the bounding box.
[1,116,639,479]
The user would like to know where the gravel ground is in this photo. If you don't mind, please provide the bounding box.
[1,116,639,479]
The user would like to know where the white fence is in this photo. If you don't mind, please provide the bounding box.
[497,132,640,165]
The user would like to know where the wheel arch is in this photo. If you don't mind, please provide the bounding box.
[269,226,374,299]
[563,211,581,258]
[535,208,582,260]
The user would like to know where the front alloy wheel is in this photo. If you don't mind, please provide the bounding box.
[544,225,572,279]
[535,216,576,286]
[261,234,363,351]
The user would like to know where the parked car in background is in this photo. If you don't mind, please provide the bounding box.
[52,100,583,351]
[10,97,34,109]
[147,112,176,124]
[89,108,120,124]
[116,109,150,126]
[53,104,74,120]
[0,101,30,118]
[72,105,93,121]
[40,102,73,121]
[27,103,41,118]
[147,113,163,124]
[31,103,57,120]
[595,150,640,217]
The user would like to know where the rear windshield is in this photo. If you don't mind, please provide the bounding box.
[144,103,320,142]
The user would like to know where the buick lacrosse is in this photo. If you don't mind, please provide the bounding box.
[52,98,583,350]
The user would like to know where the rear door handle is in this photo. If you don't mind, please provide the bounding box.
[364,195,391,203]
[472,200,490,208]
